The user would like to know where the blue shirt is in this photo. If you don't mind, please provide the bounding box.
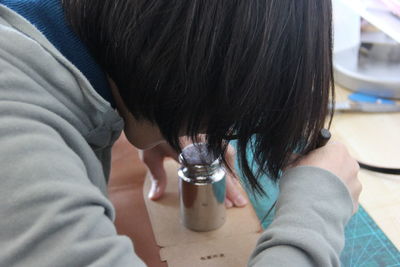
[1,0,114,106]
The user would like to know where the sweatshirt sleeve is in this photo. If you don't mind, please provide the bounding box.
[248,166,354,267]
[0,102,146,267]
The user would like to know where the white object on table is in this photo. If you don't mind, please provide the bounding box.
[333,0,361,53]
[343,0,400,43]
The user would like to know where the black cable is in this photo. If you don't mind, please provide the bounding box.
[317,129,400,175]
[358,162,400,175]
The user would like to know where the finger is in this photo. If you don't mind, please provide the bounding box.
[160,143,179,161]
[143,156,168,200]
[353,203,359,215]
[225,174,248,207]
[352,178,362,214]
[225,199,233,209]
[224,145,248,207]
[225,145,239,181]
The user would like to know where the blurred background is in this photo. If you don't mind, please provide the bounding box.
[333,0,400,99]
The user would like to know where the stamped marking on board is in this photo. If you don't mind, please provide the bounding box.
[200,253,225,260]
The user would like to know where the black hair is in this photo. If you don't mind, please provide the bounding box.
[63,0,334,194]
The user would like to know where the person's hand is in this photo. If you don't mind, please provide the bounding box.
[140,138,248,208]
[294,141,361,213]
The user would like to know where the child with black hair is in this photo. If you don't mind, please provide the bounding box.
[0,0,360,266]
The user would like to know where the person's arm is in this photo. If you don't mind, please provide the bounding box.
[0,102,146,267]
[249,142,360,267]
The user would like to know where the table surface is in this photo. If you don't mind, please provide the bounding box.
[332,85,400,250]
[107,85,400,267]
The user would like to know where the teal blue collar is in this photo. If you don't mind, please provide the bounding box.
[1,0,115,107]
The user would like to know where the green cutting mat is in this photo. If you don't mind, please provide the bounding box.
[241,176,400,267]
[341,206,400,267]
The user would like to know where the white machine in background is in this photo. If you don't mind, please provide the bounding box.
[333,0,400,99]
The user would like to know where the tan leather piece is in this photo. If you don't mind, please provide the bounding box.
[108,134,167,267]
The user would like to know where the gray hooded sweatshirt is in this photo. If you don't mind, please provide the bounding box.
[0,5,353,267]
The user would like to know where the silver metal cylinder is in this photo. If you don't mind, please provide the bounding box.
[178,143,226,232]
